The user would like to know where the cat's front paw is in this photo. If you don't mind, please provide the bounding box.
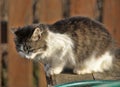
[73,68,92,75]
[46,67,63,77]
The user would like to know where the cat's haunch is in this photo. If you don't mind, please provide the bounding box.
[12,16,115,76]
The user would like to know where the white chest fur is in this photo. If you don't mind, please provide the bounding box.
[40,30,76,66]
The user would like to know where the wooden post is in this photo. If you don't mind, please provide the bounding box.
[38,63,47,87]
[103,0,120,46]
[70,0,97,19]
[35,0,63,87]
[8,0,33,87]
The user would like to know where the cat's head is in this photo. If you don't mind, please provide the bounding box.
[11,24,48,59]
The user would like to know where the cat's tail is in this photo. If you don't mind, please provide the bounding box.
[111,48,120,72]
[114,48,120,59]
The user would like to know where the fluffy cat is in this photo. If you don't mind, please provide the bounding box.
[12,16,115,76]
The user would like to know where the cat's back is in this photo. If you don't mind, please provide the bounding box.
[50,16,109,35]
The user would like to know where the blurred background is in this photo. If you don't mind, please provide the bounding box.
[0,0,120,87]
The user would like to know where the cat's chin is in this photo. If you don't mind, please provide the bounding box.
[18,52,32,59]
[18,51,42,60]
[18,52,26,58]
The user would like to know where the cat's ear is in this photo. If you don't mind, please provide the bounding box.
[10,28,18,36]
[31,27,43,41]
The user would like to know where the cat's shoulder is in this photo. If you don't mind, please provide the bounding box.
[49,16,90,33]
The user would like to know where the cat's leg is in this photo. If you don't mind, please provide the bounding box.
[46,61,65,77]
[73,68,92,74]
[73,60,104,74]
[73,64,92,75]
[73,51,113,74]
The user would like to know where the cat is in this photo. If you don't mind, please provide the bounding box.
[12,16,116,76]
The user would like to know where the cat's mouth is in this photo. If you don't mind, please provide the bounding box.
[18,52,31,59]
[18,51,43,59]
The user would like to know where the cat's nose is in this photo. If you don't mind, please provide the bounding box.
[24,46,28,50]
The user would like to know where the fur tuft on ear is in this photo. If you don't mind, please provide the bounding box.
[31,27,43,41]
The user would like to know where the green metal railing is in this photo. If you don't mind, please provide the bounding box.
[55,80,120,87]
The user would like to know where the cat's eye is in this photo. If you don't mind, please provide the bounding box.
[16,44,21,47]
